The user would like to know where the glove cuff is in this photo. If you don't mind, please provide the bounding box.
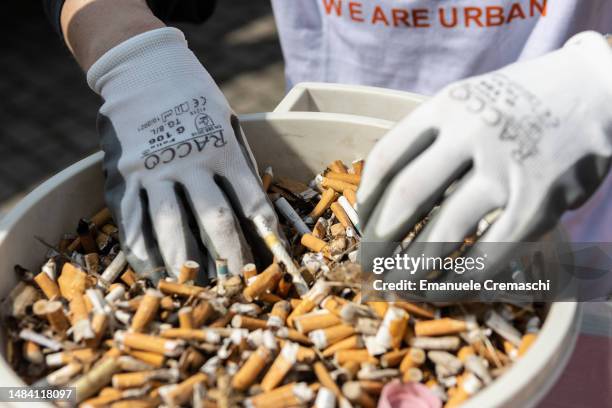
[87,27,204,96]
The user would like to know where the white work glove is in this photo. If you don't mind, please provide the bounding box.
[359,32,612,283]
[88,27,280,281]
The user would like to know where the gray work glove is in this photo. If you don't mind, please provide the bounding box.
[358,32,612,284]
[87,27,280,281]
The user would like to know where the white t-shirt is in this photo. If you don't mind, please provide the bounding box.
[271,0,612,242]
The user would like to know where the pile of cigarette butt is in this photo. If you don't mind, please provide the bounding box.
[2,158,545,408]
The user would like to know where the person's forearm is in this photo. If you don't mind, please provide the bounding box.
[61,0,165,70]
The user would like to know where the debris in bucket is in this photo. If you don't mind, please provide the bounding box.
[2,159,545,407]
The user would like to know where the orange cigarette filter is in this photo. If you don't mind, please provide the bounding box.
[34,272,60,300]
[157,280,205,298]
[160,328,217,343]
[326,172,360,185]
[294,311,341,334]
[393,301,436,319]
[308,188,338,221]
[335,349,378,365]
[131,289,162,332]
[161,372,208,406]
[160,296,178,311]
[210,311,236,328]
[192,300,214,327]
[352,159,365,176]
[381,348,409,368]
[260,342,298,392]
[287,281,330,327]
[414,318,470,337]
[116,332,183,357]
[343,189,357,208]
[262,166,274,192]
[242,263,258,282]
[518,333,537,356]
[322,335,363,358]
[367,301,389,319]
[91,207,113,227]
[321,296,348,317]
[310,324,356,349]
[329,160,348,174]
[232,345,271,391]
[276,274,292,298]
[120,268,137,287]
[268,300,291,327]
[178,260,200,284]
[112,370,155,389]
[330,202,352,229]
[399,348,426,373]
[321,177,357,193]
[232,315,268,331]
[243,263,282,302]
[313,361,342,398]
[127,350,166,368]
[43,300,70,335]
[301,233,328,254]
[178,307,194,329]
[58,262,88,301]
[86,312,109,348]
[458,345,476,362]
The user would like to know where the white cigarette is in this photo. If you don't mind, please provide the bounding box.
[99,251,127,286]
[274,197,311,236]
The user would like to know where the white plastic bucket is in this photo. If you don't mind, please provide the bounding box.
[0,89,580,407]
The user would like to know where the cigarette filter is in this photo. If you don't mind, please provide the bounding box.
[267,300,291,328]
[253,214,308,296]
[307,188,338,223]
[313,362,342,398]
[380,348,409,368]
[178,306,194,329]
[409,336,461,351]
[445,373,482,408]
[262,166,274,192]
[321,177,357,193]
[192,300,214,326]
[242,263,258,281]
[70,357,121,403]
[399,348,427,373]
[243,263,282,302]
[310,324,356,349]
[295,311,341,334]
[374,306,409,352]
[160,328,221,343]
[322,335,363,358]
[98,251,127,288]
[23,341,43,365]
[159,372,208,406]
[216,258,229,282]
[329,160,348,174]
[158,280,205,297]
[232,345,271,391]
[260,342,299,391]
[326,172,360,185]
[131,289,162,332]
[301,233,329,254]
[34,271,60,300]
[335,349,378,365]
[120,268,137,287]
[178,260,200,284]
[127,350,166,368]
[352,159,364,176]
[58,262,88,301]
[70,294,95,342]
[115,331,184,357]
[415,318,474,337]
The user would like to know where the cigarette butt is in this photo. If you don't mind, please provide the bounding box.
[402,367,424,383]
[115,331,184,357]
[91,207,113,227]
[458,345,476,362]
[23,341,43,365]
[232,315,268,331]
[178,306,194,329]
[58,263,88,301]
[330,202,352,229]
[192,300,215,326]
[242,263,258,281]
[313,361,342,398]
[276,327,313,345]
[159,372,208,406]
[472,340,510,366]
[120,268,137,287]
[380,349,409,368]
[71,357,120,403]
[518,333,537,356]
[112,370,156,389]
[329,160,348,174]
[215,258,229,283]
[342,382,376,408]
[321,296,348,317]
[276,274,292,298]
[46,348,97,366]
[307,188,337,221]
[105,284,126,303]
[312,218,328,239]
[110,399,158,408]
[343,189,357,209]
[375,306,409,351]
[310,324,356,349]
[70,294,95,341]
[243,263,282,302]
[99,251,127,287]
[399,348,426,372]
[38,300,70,335]
[314,387,336,408]
[34,272,60,300]
[262,166,274,192]
[415,318,472,337]
[260,342,299,391]
[86,312,108,348]
[179,260,200,284]
[335,349,378,365]
[326,172,360,185]
[78,219,98,254]
[268,300,291,328]
[131,289,162,332]
[295,311,342,334]
[321,177,357,193]
[444,373,482,408]
[409,336,461,351]
[160,328,220,343]
[342,361,360,380]
[301,233,328,253]
[367,301,388,319]
[158,280,205,297]
[358,380,384,396]
[232,345,270,391]
[352,160,364,176]
[43,361,83,387]
[287,281,330,327]
[127,350,166,368]
[210,311,236,328]
[322,335,363,358]
[247,382,312,407]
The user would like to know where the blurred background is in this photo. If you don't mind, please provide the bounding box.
[0,1,285,216]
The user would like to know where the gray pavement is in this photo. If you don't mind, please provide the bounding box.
[0,1,285,215]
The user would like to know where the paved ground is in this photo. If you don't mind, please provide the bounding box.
[0,1,284,215]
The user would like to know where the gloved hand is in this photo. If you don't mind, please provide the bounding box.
[87,27,280,281]
[358,31,612,283]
